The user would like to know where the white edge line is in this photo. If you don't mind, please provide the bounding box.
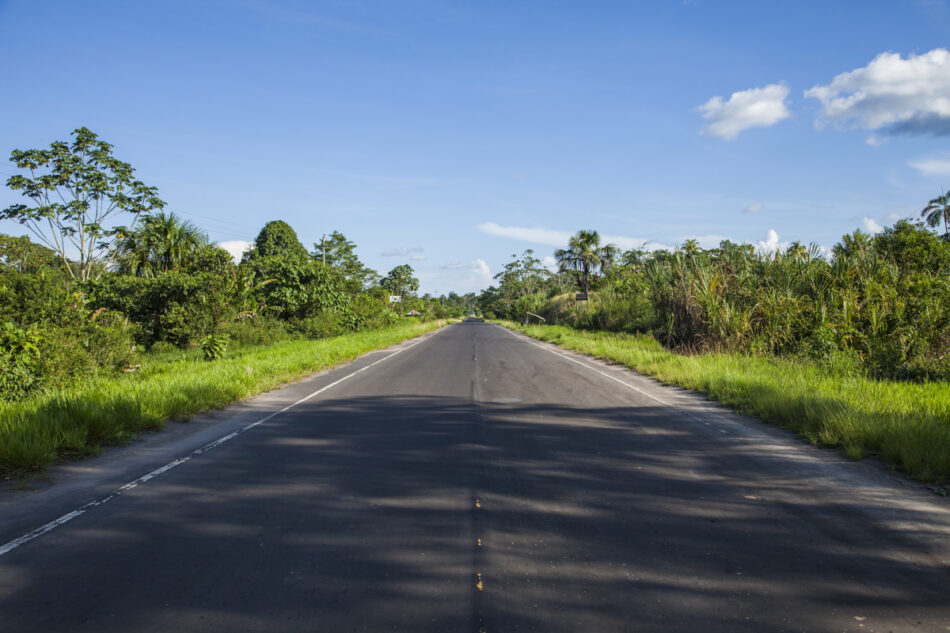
[0,327,447,558]
[498,325,725,431]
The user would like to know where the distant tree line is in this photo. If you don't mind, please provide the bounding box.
[479,218,950,381]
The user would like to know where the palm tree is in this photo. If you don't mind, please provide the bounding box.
[114,212,208,276]
[921,192,950,238]
[681,239,701,257]
[554,230,616,295]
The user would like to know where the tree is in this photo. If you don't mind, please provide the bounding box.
[921,192,950,238]
[1,127,166,280]
[380,264,420,297]
[242,220,310,264]
[681,239,702,257]
[554,230,616,294]
[113,211,208,277]
[314,231,378,291]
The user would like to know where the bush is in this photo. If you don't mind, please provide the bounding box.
[221,315,293,347]
[0,311,137,401]
[0,322,43,400]
[200,334,230,361]
[84,271,235,348]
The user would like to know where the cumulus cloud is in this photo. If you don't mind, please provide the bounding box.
[381,246,424,257]
[697,83,791,140]
[471,259,492,287]
[217,240,252,262]
[744,203,763,213]
[805,48,950,136]
[756,229,790,254]
[862,217,884,234]
[909,157,950,177]
[541,256,558,272]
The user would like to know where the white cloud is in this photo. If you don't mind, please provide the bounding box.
[756,229,790,254]
[409,255,426,261]
[865,135,883,146]
[424,259,493,295]
[697,83,791,140]
[216,240,252,262]
[909,157,950,177]
[476,222,655,251]
[476,223,572,246]
[471,259,492,287]
[541,256,558,272]
[886,211,905,221]
[862,217,884,233]
[744,203,763,213]
[805,48,950,136]
[381,246,424,257]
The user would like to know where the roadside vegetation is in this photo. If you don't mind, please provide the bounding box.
[503,323,950,483]
[480,208,950,483]
[0,321,446,476]
[0,127,475,475]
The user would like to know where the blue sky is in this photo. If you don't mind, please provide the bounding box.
[2,0,950,294]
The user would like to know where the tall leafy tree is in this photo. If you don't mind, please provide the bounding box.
[113,211,208,277]
[242,220,310,264]
[314,231,378,291]
[380,264,420,297]
[554,230,616,294]
[1,127,165,280]
[921,192,950,238]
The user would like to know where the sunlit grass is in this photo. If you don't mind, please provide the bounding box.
[503,322,950,483]
[0,321,447,476]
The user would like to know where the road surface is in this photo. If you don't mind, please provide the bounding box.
[1,320,949,632]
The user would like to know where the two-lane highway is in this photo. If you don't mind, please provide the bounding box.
[1,321,949,631]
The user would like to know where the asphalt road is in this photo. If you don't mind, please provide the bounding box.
[1,320,949,632]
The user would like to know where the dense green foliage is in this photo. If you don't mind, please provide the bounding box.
[0,321,445,475]
[504,323,950,483]
[0,129,474,404]
[481,222,950,381]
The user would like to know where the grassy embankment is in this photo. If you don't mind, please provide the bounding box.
[502,322,950,484]
[0,321,448,476]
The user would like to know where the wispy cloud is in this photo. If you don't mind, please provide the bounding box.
[909,157,950,177]
[381,246,425,257]
[476,223,572,247]
[476,222,655,251]
[429,259,493,294]
[743,203,763,213]
[697,83,791,140]
[806,48,950,137]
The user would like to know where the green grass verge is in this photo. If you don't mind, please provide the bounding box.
[0,321,448,476]
[502,322,950,483]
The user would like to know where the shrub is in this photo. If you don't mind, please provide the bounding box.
[200,334,230,361]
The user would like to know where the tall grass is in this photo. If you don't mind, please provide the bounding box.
[0,321,447,476]
[505,322,950,483]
